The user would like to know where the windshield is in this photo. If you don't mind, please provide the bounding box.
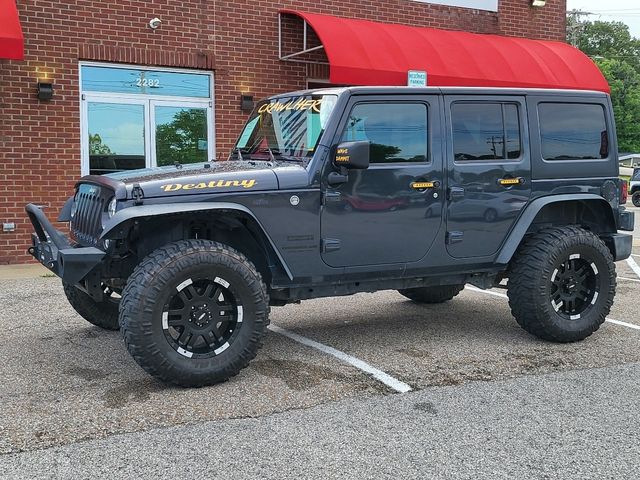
[231,94,338,162]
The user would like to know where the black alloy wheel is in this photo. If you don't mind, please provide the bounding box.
[162,277,241,359]
[549,254,599,321]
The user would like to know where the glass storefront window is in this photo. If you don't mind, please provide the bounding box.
[81,66,210,98]
[155,106,209,166]
[80,63,214,175]
[88,102,146,175]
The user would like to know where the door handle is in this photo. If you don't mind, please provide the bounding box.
[411,180,440,190]
[497,177,525,186]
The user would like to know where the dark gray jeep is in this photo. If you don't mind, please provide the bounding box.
[26,87,635,387]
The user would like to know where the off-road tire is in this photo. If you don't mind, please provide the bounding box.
[632,191,640,207]
[508,226,615,343]
[63,281,120,330]
[120,239,270,387]
[398,284,464,304]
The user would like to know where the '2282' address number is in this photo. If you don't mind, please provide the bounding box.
[136,78,160,87]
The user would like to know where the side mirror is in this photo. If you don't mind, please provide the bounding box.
[334,141,370,170]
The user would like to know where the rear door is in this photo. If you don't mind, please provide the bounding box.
[444,95,531,258]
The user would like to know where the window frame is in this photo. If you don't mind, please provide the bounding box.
[450,100,524,164]
[339,100,432,167]
[537,101,610,163]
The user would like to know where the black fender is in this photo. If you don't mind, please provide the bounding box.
[496,194,616,265]
[100,202,294,280]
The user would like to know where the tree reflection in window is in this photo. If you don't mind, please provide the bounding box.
[452,102,521,161]
[341,103,428,163]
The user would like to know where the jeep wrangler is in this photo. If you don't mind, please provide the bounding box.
[26,87,635,387]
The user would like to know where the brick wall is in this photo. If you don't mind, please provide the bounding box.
[0,0,566,264]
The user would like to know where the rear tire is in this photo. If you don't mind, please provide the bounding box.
[119,239,269,387]
[507,226,615,342]
[63,282,120,330]
[632,191,640,207]
[398,284,464,304]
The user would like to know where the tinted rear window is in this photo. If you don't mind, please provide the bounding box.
[538,103,609,160]
[452,102,521,161]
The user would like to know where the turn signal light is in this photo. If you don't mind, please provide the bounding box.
[621,180,628,205]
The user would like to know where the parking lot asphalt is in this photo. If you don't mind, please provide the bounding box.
[0,203,639,476]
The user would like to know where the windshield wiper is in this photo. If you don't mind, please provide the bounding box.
[233,146,250,161]
[258,147,280,162]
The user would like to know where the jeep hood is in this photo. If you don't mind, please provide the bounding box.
[77,161,306,199]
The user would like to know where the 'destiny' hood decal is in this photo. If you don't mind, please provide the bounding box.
[160,178,258,192]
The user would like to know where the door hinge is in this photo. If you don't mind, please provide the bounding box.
[132,183,144,205]
[446,231,464,244]
[321,238,341,253]
[322,190,342,206]
[448,187,465,201]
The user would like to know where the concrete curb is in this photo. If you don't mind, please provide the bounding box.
[0,264,50,280]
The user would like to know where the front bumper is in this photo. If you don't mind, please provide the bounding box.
[25,203,105,285]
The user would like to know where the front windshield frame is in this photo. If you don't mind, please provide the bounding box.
[231,93,338,163]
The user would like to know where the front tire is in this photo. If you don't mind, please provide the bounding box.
[398,284,464,304]
[507,226,615,342]
[632,191,640,207]
[120,240,269,387]
[63,282,120,330]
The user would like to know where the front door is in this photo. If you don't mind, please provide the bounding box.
[320,97,444,267]
[444,96,531,258]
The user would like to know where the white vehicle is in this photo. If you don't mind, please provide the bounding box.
[631,168,640,207]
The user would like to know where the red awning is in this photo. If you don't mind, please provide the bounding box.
[0,0,24,60]
[281,10,609,93]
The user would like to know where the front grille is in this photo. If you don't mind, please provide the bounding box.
[70,183,112,246]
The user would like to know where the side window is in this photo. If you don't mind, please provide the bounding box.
[538,103,609,160]
[451,102,522,161]
[341,103,428,163]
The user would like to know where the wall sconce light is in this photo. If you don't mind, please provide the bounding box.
[240,94,254,112]
[37,81,53,101]
[531,0,546,6]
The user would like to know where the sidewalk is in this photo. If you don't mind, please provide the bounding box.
[0,263,49,280]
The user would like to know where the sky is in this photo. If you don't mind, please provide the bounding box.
[567,0,640,38]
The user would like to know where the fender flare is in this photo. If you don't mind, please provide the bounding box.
[495,194,615,265]
[100,202,294,280]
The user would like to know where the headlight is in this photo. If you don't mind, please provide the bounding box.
[107,197,117,218]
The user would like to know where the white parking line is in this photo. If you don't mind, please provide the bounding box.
[619,276,640,284]
[464,286,640,331]
[268,324,412,394]
[625,257,640,280]
[606,318,640,330]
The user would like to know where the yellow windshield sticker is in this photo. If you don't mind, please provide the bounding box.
[161,179,257,192]
[258,98,323,114]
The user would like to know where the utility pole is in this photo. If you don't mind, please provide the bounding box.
[566,9,593,47]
